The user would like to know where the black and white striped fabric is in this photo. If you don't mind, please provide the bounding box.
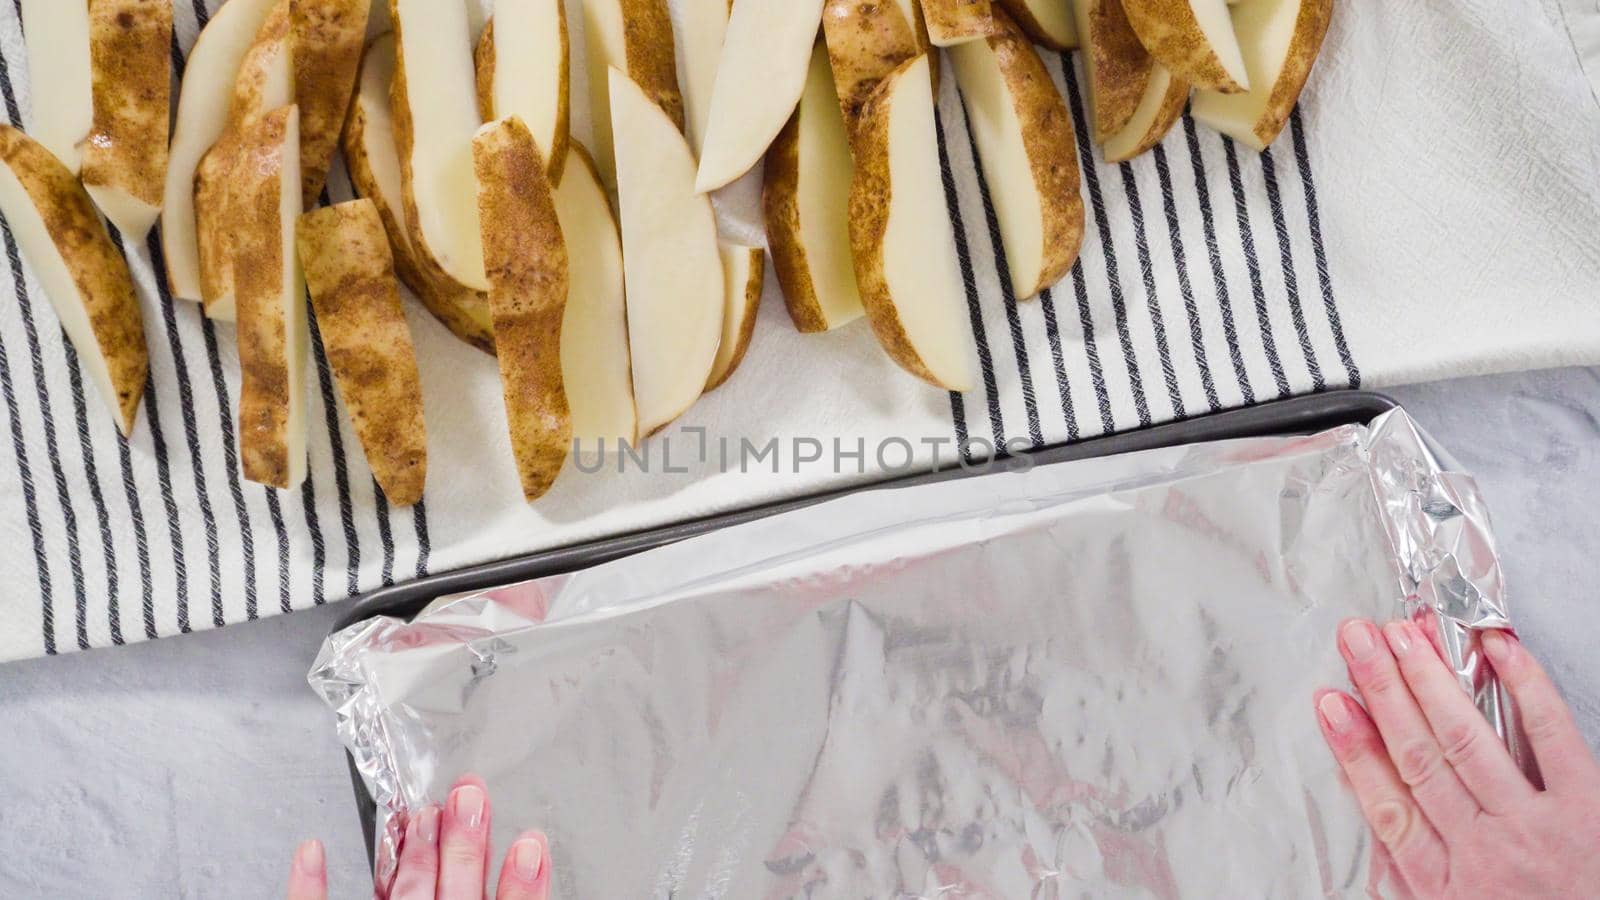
[2,0,1597,662]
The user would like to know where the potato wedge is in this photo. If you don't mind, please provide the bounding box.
[949,8,1084,299]
[473,117,570,503]
[342,34,494,353]
[391,0,489,293]
[232,106,308,490]
[996,0,1077,50]
[475,0,570,180]
[849,55,975,391]
[296,200,426,507]
[581,0,683,190]
[822,0,937,132]
[694,0,826,193]
[1190,0,1332,150]
[923,0,998,47]
[1120,0,1250,93]
[80,0,172,240]
[555,144,636,450]
[763,41,864,332]
[291,0,369,207]
[706,244,764,391]
[1103,64,1189,162]
[20,0,92,174]
[676,0,732,158]
[0,126,147,435]
[195,0,294,321]
[611,69,723,436]
[162,0,280,304]
[1074,0,1155,143]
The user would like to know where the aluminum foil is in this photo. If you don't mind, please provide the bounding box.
[310,409,1521,898]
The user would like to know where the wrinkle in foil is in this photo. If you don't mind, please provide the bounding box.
[310,410,1520,897]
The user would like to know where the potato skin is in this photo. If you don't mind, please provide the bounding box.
[821,0,936,133]
[1103,69,1188,162]
[847,56,947,388]
[81,0,171,214]
[996,0,1074,50]
[762,110,828,333]
[297,200,427,507]
[473,117,571,503]
[1120,0,1246,93]
[981,8,1084,297]
[1081,0,1153,142]
[291,0,369,207]
[705,246,764,391]
[1253,0,1332,147]
[621,0,685,130]
[0,125,147,435]
[474,11,572,181]
[922,0,996,46]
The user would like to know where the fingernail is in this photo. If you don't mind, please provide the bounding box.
[1318,692,1352,733]
[452,785,486,830]
[295,839,325,874]
[1341,620,1378,660]
[415,804,441,844]
[511,838,543,881]
[1383,621,1412,655]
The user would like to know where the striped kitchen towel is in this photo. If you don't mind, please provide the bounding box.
[1,0,1598,662]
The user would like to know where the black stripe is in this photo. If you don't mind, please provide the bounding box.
[412,501,431,578]
[948,392,971,463]
[312,188,363,599]
[1036,286,1080,441]
[191,0,210,29]
[145,234,225,628]
[956,99,1043,448]
[1221,137,1290,398]
[933,109,1005,452]
[266,488,292,614]
[1060,56,1151,428]
[0,310,52,655]
[1069,268,1115,434]
[64,344,119,648]
[1152,145,1221,413]
[1182,116,1255,405]
[116,437,152,643]
[1118,161,1185,419]
[301,475,327,606]
[200,317,260,618]
[373,478,395,588]
[138,357,189,634]
[1289,108,1359,389]
[1259,148,1324,392]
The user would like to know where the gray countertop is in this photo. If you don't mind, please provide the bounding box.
[2,368,1596,899]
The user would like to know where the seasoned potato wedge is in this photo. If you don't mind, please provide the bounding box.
[80,0,172,239]
[291,0,369,206]
[923,0,998,47]
[1120,0,1250,92]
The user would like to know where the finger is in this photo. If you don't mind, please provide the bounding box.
[1483,629,1600,792]
[1315,690,1448,895]
[494,831,550,900]
[437,778,493,900]
[1385,620,1534,813]
[388,805,442,900]
[286,839,328,900]
[1340,620,1479,831]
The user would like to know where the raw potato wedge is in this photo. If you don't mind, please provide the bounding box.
[80,0,172,239]
[162,0,280,304]
[1120,0,1250,93]
[581,0,683,190]
[20,0,92,174]
[475,0,570,180]
[694,0,826,193]
[822,0,937,132]
[706,244,764,391]
[676,0,732,158]
[923,0,998,48]
[291,0,370,206]
[611,69,723,436]
[473,117,570,502]
[342,34,494,353]
[763,41,864,332]
[232,106,309,490]
[949,9,1084,300]
[391,0,489,293]
[296,201,427,507]
[1074,0,1156,143]
[0,126,147,435]
[849,55,975,392]
[1190,0,1333,150]
[555,144,636,449]
[196,1,294,321]
[996,0,1078,50]
[1103,64,1189,162]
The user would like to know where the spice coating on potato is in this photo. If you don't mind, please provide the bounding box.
[291,0,370,206]
[81,0,171,218]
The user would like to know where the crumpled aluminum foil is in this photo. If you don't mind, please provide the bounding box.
[310,409,1522,898]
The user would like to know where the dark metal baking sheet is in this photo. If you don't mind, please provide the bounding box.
[331,389,1399,859]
